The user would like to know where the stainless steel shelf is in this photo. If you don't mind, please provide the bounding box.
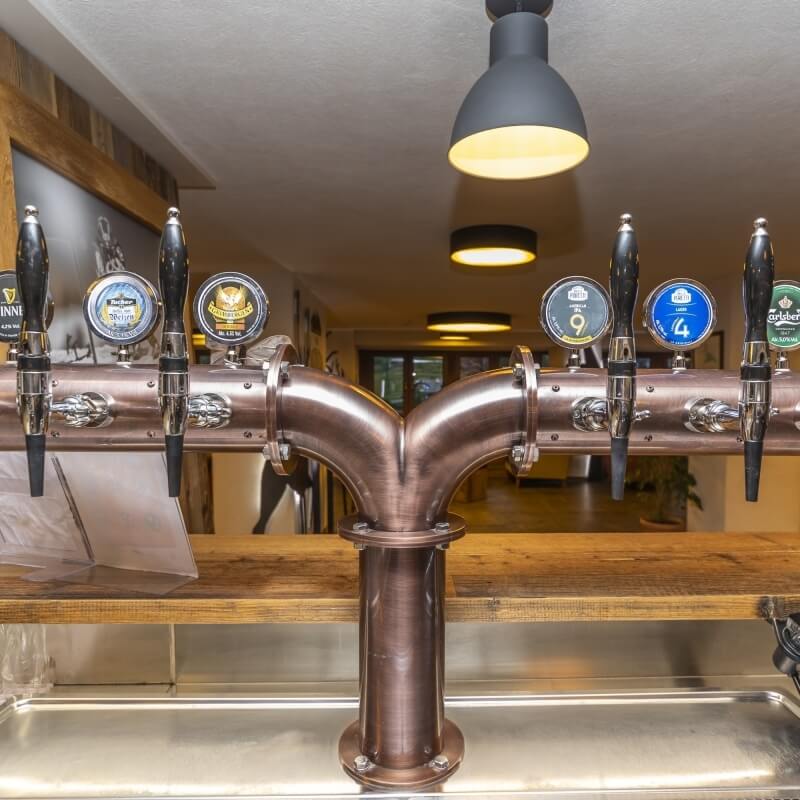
[2,688,800,799]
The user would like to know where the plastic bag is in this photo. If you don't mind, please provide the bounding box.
[0,624,52,698]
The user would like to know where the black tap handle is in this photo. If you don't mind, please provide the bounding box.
[609,213,639,341]
[158,207,189,338]
[743,217,774,346]
[16,206,50,497]
[16,205,49,353]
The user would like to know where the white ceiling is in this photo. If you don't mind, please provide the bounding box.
[11,0,800,330]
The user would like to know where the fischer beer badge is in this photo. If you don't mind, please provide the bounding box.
[0,269,54,343]
[768,280,800,351]
[193,272,269,346]
[83,272,161,344]
[643,279,716,351]
[539,277,611,348]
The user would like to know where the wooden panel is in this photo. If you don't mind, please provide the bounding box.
[0,32,177,202]
[54,77,92,142]
[16,47,56,113]
[0,115,17,267]
[89,108,115,158]
[0,82,167,233]
[1,532,800,624]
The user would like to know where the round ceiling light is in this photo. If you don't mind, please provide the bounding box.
[427,311,512,333]
[439,333,471,342]
[449,2,589,180]
[451,225,537,267]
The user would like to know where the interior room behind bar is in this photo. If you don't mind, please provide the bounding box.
[2,2,800,797]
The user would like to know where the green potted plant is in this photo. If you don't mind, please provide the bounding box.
[628,456,703,531]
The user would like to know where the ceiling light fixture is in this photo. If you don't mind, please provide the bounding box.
[449,0,589,180]
[451,224,537,266]
[439,334,472,342]
[427,311,512,333]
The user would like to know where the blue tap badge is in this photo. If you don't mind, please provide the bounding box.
[83,272,161,345]
[643,279,716,351]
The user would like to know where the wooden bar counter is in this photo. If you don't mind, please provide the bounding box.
[0,532,799,624]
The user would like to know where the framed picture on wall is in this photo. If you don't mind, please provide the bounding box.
[11,149,162,364]
[0,82,169,363]
[694,330,724,369]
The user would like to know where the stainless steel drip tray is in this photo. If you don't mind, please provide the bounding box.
[2,689,800,800]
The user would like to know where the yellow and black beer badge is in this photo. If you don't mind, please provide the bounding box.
[194,272,269,346]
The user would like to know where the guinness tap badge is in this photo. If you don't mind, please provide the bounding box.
[194,272,269,346]
[83,272,160,344]
[0,269,54,343]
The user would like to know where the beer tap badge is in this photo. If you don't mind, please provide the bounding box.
[643,279,715,351]
[193,272,269,346]
[768,280,800,351]
[540,277,611,348]
[83,272,160,344]
[0,269,54,343]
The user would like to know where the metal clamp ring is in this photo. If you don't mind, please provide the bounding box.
[338,513,466,549]
[263,341,298,476]
[509,344,539,477]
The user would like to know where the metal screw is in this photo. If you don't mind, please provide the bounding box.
[646,385,654,393]
[279,442,291,461]
[511,445,525,464]
[436,542,449,551]
[353,755,372,773]
[512,362,525,382]
[51,379,58,388]
[50,431,60,438]
[353,543,366,551]
[353,520,369,532]
[644,434,653,442]
[243,430,253,439]
[551,433,559,441]
[147,380,156,389]
[147,431,157,439]
[280,361,291,380]
[434,521,450,533]
[430,755,449,771]
[243,381,252,390]
[552,385,560,392]
[736,436,743,443]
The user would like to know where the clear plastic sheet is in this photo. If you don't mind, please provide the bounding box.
[0,624,52,699]
[0,452,197,594]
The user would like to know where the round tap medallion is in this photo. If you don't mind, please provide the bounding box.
[539,277,611,348]
[767,280,800,351]
[643,279,716,351]
[193,272,269,346]
[0,269,54,342]
[83,272,161,344]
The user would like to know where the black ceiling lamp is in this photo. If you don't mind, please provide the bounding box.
[450,224,537,267]
[427,311,512,333]
[449,0,589,180]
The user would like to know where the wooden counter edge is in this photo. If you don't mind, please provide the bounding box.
[0,593,797,625]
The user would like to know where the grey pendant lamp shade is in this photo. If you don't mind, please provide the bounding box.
[449,9,589,180]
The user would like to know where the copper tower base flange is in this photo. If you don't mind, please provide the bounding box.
[339,719,465,790]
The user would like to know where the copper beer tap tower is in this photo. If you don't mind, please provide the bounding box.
[0,207,790,789]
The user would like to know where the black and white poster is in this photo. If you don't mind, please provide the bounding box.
[12,148,161,364]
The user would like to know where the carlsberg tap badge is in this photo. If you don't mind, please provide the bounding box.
[767,282,800,351]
